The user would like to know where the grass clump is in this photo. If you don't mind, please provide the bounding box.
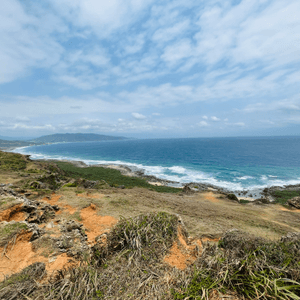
[0,263,46,299]
[55,162,181,193]
[63,182,78,188]
[0,222,28,247]
[174,230,300,299]
[101,212,180,260]
[271,190,300,205]
[240,199,250,204]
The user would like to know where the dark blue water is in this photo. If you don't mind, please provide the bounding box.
[14,137,300,191]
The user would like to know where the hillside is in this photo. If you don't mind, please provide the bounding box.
[1,151,300,299]
[0,139,36,149]
[30,133,128,144]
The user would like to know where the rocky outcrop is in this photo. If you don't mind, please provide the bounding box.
[288,196,300,209]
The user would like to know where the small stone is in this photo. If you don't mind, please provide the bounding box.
[49,257,57,263]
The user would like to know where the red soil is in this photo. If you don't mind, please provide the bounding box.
[0,204,25,222]
[0,230,78,281]
[164,227,202,270]
[42,193,62,205]
[80,204,117,243]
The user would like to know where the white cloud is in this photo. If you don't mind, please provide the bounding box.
[161,39,192,65]
[211,116,220,122]
[202,116,208,120]
[51,0,154,38]
[0,0,64,84]
[243,97,300,113]
[152,20,190,44]
[132,112,146,120]
[198,120,209,127]
[15,116,30,122]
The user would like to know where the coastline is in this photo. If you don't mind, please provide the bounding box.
[6,145,300,202]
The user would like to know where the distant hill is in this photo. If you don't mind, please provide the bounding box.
[0,139,36,149]
[30,133,128,144]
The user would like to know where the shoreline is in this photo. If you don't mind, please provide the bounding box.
[6,146,300,202]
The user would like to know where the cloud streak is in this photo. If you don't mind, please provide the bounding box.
[0,0,300,137]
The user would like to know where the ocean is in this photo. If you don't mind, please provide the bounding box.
[13,136,300,194]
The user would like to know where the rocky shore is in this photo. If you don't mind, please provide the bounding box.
[32,158,300,204]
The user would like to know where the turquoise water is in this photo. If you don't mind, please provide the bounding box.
[14,136,300,192]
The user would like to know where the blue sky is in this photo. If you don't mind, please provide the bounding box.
[1,0,300,138]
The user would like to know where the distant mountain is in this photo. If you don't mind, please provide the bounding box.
[30,133,128,144]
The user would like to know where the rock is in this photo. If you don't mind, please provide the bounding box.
[227,194,238,201]
[51,205,60,211]
[48,257,57,263]
[65,220,82,232]
[25,205,55,224]
[183,185,194,194]
[288,197,300,209]
[281,232,300,243]
[30,181,47,189]
[82,180,99,189]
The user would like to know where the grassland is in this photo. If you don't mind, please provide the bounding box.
[55,161,181,193]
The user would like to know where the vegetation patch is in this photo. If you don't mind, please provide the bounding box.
[174,230,300,299]
[0,262,45,299]
[63,182,78,188]
[269,190,300,205]
[102,212,180,260]
[240,199,251,204]
[0,152,27,171]
[32,236,56,257]
[55,162,181,193]
[0,222,28,247]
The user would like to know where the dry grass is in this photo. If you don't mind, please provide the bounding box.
[1,215,300,300]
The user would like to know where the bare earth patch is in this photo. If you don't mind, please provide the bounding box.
[42,193,62,205]
[0,229,79,281]
[80,204,117,243]
[76,193,104,199]
[0,204,25,222]
[164,226,202,270]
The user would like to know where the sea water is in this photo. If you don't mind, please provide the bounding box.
[14,136,300,193]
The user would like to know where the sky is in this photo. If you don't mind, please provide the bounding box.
[0,0,300,139]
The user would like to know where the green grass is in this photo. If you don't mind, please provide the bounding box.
[240,199,250,204]
[63,182,78,187]
[271,190,300,205]
[174,231,300,300]
[0,151,27,171]
[55,162,181,193]
[0,222,28,247]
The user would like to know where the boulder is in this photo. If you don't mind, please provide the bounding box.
[288,196,300,209]
[227,193,239,201]
[183,185,194,194]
